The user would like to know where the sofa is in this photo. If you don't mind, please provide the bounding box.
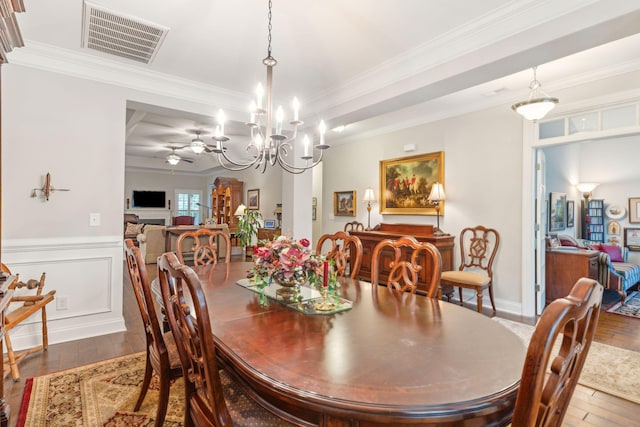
[137,224,230,264]
[124,213,141,243]
[558,234,640,302]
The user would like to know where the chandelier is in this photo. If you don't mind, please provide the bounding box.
[511,67,559,121]
[208,0,329,174]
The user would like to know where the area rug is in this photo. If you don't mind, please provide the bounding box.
[18,352,289,427]
[606,291,640,318]
[493,317,640,404]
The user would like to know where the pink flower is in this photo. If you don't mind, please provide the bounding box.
[299,238,310,247]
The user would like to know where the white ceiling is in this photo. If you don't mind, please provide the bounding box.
[10,0,640,173]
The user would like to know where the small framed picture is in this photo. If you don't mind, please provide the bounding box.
[629,197,640,223]
[624,227,640,251]
[546,234,560,248]
[549,192,566,232]
[263,219,276,228]
[334,191,356,217]
[566,200,575,227]
[247,189,260,210]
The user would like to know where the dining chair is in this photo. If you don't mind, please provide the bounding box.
[172,215,195,226]
[157,251,293,427]
[440,225,500,314]
[124,239,182,427]
[0,263,55,382]
[176,228,231,278]
[511,278,603,427]
[316,231,363,279]
[371,236,442,298]
[344,221,365,233]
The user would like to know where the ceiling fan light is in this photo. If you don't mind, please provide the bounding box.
[512,97,558,121]
[167,153,181,165]
[190,138,205,154]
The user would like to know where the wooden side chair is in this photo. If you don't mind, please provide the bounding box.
[157,252,292,427]
[440,225,500,314]
[316,231,364,279]
[0,263,55,382]
[124,239,182,427]
[370,236,442,298]
[176,228,231,278]
[344,221,365,233]
[172,215,195,226]
[512,278,603,427]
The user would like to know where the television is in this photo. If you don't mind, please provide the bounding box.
[132,190,166,208]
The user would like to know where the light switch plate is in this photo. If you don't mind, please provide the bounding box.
[89,213,101,226]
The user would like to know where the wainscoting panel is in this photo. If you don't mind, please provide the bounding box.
[2,235,126,350]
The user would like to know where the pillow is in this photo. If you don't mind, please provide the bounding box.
[125,222,144,235]
[558,235,579,247]
[600,244,623,262]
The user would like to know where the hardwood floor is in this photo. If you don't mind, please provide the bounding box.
[4,266,640,426]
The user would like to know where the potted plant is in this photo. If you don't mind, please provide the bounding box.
[236,207,263,257]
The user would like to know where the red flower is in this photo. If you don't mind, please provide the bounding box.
[253,245,259,254]
[299,238,310,247]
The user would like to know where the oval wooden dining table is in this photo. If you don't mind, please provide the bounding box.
[159,261,527,427]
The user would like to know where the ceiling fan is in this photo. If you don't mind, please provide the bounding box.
[165,147,195,165]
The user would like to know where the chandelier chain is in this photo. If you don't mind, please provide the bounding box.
[267,0,273,58]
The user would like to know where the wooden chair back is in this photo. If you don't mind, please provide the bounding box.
[371,236,442,297]
[124,239,182,424]
[1,263,55,381]
[157,251,233,427]
[512,278,603,427]
[457,225,500,276]
[176,228,231,277]
[316,231,364,279]
[172,215,195,226]
[344,221,365,233]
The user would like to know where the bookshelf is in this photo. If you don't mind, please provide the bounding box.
[582,199,604,242]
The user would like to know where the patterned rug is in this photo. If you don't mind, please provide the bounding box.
[607,291,640,318]
[17,352,289,427]
[493,317,640,404]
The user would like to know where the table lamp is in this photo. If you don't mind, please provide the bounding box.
[234,203,247,217]
[427,183,446,234]
[363,188,376,230]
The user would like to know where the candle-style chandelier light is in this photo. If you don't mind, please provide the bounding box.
[207,0,329,174]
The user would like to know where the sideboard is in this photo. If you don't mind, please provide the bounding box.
[545,248,599,304]
[350,223,454,295]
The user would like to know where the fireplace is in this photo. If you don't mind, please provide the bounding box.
[142,218,165,226]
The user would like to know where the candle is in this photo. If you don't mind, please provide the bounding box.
[323,260,329,288]
[292,97,299,121]
[276,105,283,134]
[217,109,225,136]
[319,120,326,145]
[303,134,310,157]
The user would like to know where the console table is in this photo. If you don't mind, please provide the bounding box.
[350,223,454,295]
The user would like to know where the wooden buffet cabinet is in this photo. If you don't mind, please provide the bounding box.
[545,249,599,304]
[350,223,454,296]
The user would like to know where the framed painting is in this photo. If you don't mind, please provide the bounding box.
[629,197,640,223]
[549,192,566,232]
[247,189,260,210]
[379,151,444,215]
[566,200,575,227]
[624,227,640,251]
[334,191,356,217]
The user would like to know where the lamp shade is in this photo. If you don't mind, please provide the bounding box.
[234,204,247,217]
[576,183,599,193]
[512,98,558,121]
[428,183,446,201]
[363,188,376,203]
[166,153,181,165]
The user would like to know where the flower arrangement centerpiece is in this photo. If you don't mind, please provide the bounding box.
[250,235,339,306]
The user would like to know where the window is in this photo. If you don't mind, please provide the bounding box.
[175,190,202,225]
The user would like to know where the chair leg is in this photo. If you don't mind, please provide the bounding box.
[134,354,153,411]
[488,284,497,314]
[41,307,49,350]
[476,290,483,313]
[458,287,464,306]
[155,371,171,427]
[4,333,19,382]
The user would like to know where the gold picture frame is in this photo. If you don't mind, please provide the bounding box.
[379,151,444,215]
[334,190,356,217]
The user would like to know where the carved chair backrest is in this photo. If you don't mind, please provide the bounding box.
[371,236,442,297]
[316,231,364,279]
[124,239,169,361]
[172,215,195,226]
[512,278,603,427]
[458,226,500,278]
[176,228,231,270]
[344,221,365,233]
[157,252,232,427]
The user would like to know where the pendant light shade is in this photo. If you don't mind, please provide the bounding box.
[512,67,558,121]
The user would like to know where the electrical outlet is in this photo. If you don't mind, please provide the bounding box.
[89,213,101,226]
[57,296,68,310]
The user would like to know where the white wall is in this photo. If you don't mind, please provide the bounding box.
[322,106,525,311]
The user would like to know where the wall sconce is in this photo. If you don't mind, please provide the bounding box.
[31,172,70,201]
[363,188,376,231]
[427,182,446,235]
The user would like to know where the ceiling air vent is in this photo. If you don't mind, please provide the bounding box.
[82,1,169,64]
